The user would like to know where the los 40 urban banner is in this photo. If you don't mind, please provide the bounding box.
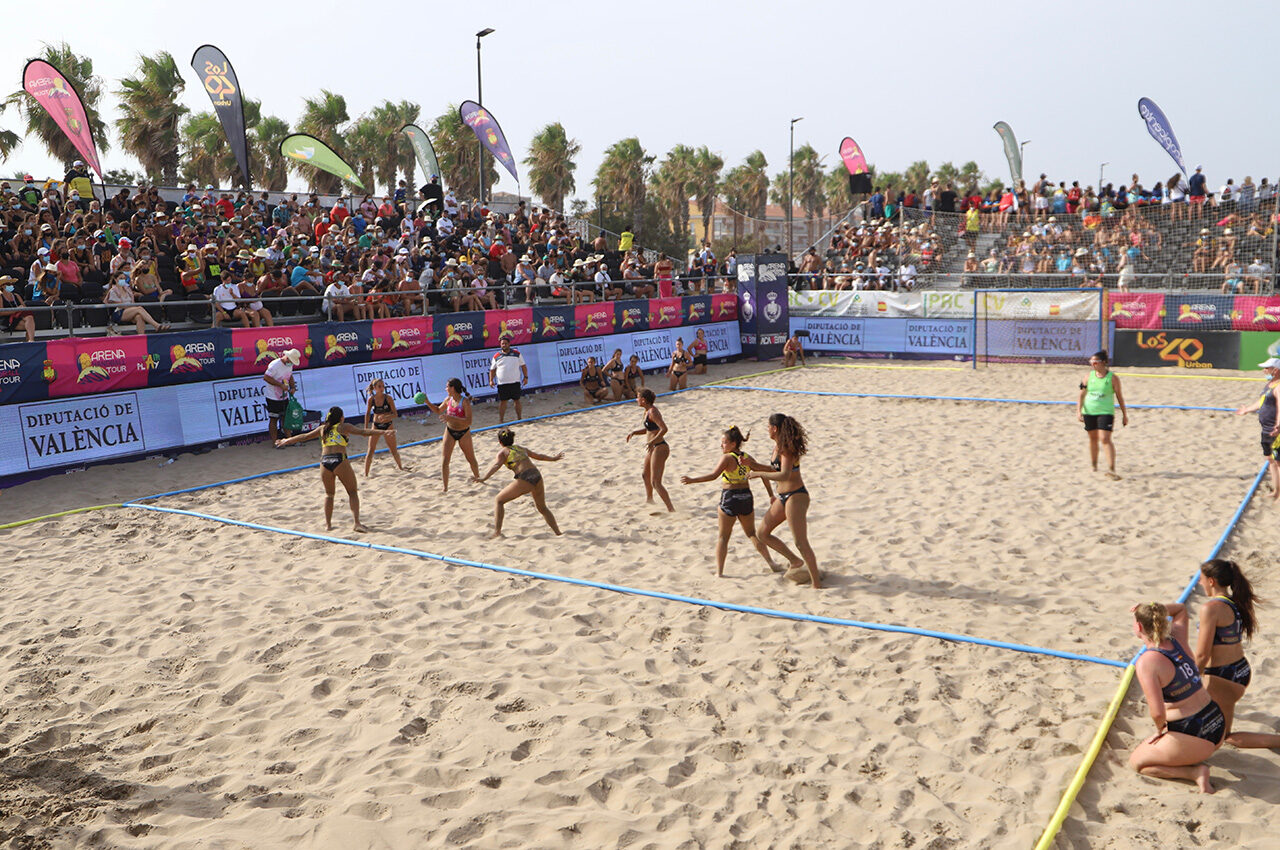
[0,321,742,480]
[0,295,738,407]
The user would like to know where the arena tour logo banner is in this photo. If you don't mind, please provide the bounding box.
[435,311,484,351]
[1137,97,1188,176]
[575,303,616,337]
[1231,296,1280,332]
[1162,294,1233,329]
[22,60,104,180]
[684,295,711,325]
[617,299,648,332]
[46,336,149,398]
[484,307,533,346]
[144,329,222,387]
[648,297,683,329]
[280,133,364,191]
[1105,292,1165,329]
[371,316,432,359]
[191,45,251,189]
[228,326,311,376]
[458,101,518,183]
[711,293,738,322]
[533,305,573,341]
[0,342,51,405]
[308,321,372,367]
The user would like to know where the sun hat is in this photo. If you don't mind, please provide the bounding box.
[283,348,302,366]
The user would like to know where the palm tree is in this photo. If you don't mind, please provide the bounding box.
[115,52,187,184]
[595,138,654,236]
[903,160,931,196]
[825,164,854,215]
[0,123,20,164]
[253,115,290,191]
[524,122,579,212]
[735,151,769,246]
[179,112,225,187]
[344,115,381,195]
[429,104,498,202]
[368,100,419,193]
[690,146,723,247]
[294,90,350,193]
[650,144,695,247]
[6,42,110,169]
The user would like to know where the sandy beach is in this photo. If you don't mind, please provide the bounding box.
[2,357,1278,848]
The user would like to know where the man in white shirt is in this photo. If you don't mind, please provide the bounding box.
[263,347,301,442]
[212,275,249,327]
[436,214,455,238]
[323,277,354,321]
[488,335,529,422]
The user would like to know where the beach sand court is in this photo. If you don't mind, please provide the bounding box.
[1,360,1278,848]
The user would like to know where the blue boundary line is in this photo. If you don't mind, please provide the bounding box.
[704,384,1233,412]
[124,502,1127,670]
[133,387,696,502]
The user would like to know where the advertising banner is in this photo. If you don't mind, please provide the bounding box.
[0,342,51,405]
[698,323,737,360]
[552,337,609,383]
[753,254,790,359]
[22,60,103,179]
[648,297,684,329]
[46,336,150,398]
[628,329,674,370]
[978,291,1101,321]
[309,321,372,368]
[191,45,251,189]
[1106,292,1165,329]
[211,375,274,439]
[228,325,311,376]
[795,317,866,351]
[458,101,518,182]
[1163,294,1234,330]
[145,330,224,386]
[839,136,869,177]
[993,122,1023,187]
[711,293,738,322]
[533,304,573,342]
[400,124,441,183]
[280,133,364,190]
[371,316,432,359]
[1238,332,1280,370]
[1137,97,1188,176]
[900,319,972,355]
[617,299,648,332]
[352,359,427,408]
[1230,296,1280,332]
[434,311,485,352]
[574,302,617,337]
[18,393,146,470]
[684,294,712,325]
[484,307,533,346]
[459,349,500,398]
[1113,330,1239,370]
[989,321,1093,358]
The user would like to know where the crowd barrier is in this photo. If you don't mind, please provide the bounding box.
[0,320,743,479]
[0,294,740,407]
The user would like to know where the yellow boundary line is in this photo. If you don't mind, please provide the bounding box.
[815,362,965,372]
[1032,665,1135,849]
[702,365,797,386]
[0,503,122,530]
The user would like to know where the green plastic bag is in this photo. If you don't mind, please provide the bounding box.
[283,395,306,432]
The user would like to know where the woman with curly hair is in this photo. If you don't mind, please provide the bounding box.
[748,413,821,587]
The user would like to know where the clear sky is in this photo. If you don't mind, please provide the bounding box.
[4,0,1275,199]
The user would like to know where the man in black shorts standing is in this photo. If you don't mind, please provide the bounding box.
[263,348,301,442]
[489,335,528,423]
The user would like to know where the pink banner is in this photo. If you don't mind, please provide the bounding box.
[372,316,432,359]
[574,303,616,337]
[648,297,683,329]
[711,293,739,321]
[839,137,868,176]
[484,308,533,346]
[228,325,311,376]
[23,60,103,179]
[1231,296,1280,332]
[46,337,149,398]
[1106,292,1164,329]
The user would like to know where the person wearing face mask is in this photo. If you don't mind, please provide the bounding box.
[0,274,35,341]
[104,268,167,335]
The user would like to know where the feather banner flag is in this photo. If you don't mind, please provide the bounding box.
[22,59,103,178]
[280,133,364,190]
[1137,98,1187,176]
[191,45,252,188]
[459,101,518,182]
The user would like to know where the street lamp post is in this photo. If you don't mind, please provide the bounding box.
[1099,162,1109,194]
[475,27,495,205]
[1019,140,1031,182]
[788,116,803,262]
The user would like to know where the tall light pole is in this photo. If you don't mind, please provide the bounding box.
[788,116,803,262]
[1099,162,1109,194]
[475,27,495,205]
[1019,140,1031,183]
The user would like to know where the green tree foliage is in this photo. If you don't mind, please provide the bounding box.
[594,137,653,236]
[114,51,187,184]
[650,144,695,250]
[524,122,579,213]
[293,90,350,194]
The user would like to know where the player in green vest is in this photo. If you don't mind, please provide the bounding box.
[1077,349,1128,479]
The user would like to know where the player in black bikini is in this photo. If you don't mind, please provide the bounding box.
[668,337,691,390]
[474,427,564,537]
[275,406,386,532]
[362,379,412,476]
[1130,601,1224,793]
[421,378,480,492]
[580,356,610,404]
[747,412,821,588]
[680,426,779,577]
[602,348,627,400]
[621,354,644,399]
[626,388,675,512]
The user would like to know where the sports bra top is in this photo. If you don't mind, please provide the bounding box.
[720,451,749,485]
[445,398,465,419]
[370,396,392,416]
[672,351,690,366]
[1153,637,1202,703]
[771,454,799,471]
[504,445,529,470]
[644,413,659,431]
[604,359,623,377]
[322,424,349,449]
[1212,596,1243,646]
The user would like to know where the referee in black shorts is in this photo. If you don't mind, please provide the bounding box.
[489,334,529,423]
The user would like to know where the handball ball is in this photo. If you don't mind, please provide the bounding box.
[413,391,427,405]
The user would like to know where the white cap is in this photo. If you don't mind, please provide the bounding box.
[1260,358,1280,370]
[283,348,301,366]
